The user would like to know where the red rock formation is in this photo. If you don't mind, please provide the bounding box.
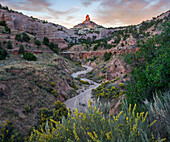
[82,14,90,23]
[74,14,100,29]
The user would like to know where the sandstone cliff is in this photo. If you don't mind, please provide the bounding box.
[0,9,79,49]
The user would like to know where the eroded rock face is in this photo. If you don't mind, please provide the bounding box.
[106,57,130,80]
[0,9,79,49]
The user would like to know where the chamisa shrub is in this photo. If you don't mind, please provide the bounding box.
[23,53,37,61]
[29,100,165,142]
[39,101,68,125]
[0,121,18,141]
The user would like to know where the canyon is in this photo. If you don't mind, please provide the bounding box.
[0,5,169,140]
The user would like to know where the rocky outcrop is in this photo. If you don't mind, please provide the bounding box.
[0,9,79,49]
[74,15,100,29]
[106,57,130,80]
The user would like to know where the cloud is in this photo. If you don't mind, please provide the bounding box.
[0,0,80,19]
[0,0,169,28]
[81,0,99,7]
[66,16,74,20]
[94,0,170,27]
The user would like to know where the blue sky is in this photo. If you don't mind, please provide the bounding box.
[0,0,169,28]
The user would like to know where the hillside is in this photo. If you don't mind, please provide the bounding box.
[0,5,85,138]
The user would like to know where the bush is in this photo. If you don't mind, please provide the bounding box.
[23,53,37,61]
[121,43,124,47]
[124,22,170,106]
[79,78,90,85]
[29,100,164,142]
[5,26,11,33]
[92,80,123,99]
[22,32,30,42]
[43,37,49,46]
[49,42,59,54]
[18,45,25,54]
[0,121,18,141]
[34,39,41,46]
[39,101,68,125]
[0,21,6,26]
[93,44,99,51]
[7,40,12,49]
[145,91,170,139]
[15,34,22,42]
[0,47,8,60]
[104,52,112,61]
[50,82,55,87]
[70,82,78,90]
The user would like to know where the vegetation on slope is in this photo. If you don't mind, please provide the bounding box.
[124,22,170,106]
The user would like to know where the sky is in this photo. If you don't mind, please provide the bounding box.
[0,0,170,28]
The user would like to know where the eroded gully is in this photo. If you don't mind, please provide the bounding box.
[64,65,100,110]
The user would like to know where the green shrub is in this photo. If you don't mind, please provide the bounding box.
[29,100,164,142]
[104,52,112,61]
[18,45,25,54]
[75,62,81,67]
[121,43,124,47]
[70,82,78,90]
[22,32,30,42]
[93,44,99,51]
[7,40,12,49]
[15,34,22,42]
[124,22,170,106]
[49,42,59,54]
[5,26,11,33]
[43,37,49,46]
[34,39,41,46]
[0,47,8,60]
[23,53,37,61]
[0,21,6,26]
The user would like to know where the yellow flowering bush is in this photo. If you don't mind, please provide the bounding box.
[119,83,125,87]
[29,100,161,142]
[0,121,18,141]
[39,101,68,125]
[50,82,55,87]
[92,80,125,99]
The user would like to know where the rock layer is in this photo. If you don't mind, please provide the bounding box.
[0,9,79,49]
